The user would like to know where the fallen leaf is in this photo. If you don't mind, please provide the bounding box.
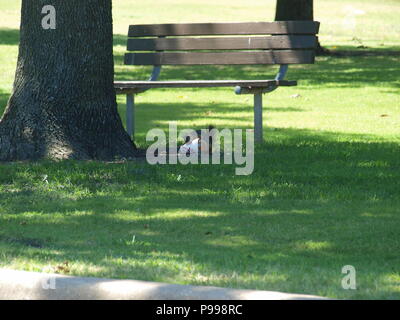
[54,261,71,274]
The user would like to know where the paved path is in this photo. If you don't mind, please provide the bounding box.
[0,269,327,300]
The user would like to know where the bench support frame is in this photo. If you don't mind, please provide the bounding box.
[254,93,263,143]
[234,64,288,143]
[123,64,289,144]
[126,94,135,139]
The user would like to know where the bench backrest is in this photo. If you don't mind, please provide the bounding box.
[124,21,319,66]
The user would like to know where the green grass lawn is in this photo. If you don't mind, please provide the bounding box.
[0,0,400,299]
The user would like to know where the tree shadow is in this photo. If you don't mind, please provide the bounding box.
[0,28,19,45]
[0,89,11,115]
[113,34,128,48]
[115,101,305,136]
[0,127,399,298]
[325,45,400,57]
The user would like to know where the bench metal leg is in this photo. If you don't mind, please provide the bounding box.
[254,93,263,143]
[126,94,135,139]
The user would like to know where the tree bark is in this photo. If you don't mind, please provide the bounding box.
[275,0,314,21]
[0,0,136,161]
[275,0,328,55]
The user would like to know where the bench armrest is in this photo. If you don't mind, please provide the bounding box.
[235,64,288,95]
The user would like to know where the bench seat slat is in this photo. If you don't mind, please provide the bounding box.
[127,35,317,51]
[114,80,297,94]
[129,21,320,37]
[124,50,314,65]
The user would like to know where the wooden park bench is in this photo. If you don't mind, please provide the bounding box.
[114,21,320,143]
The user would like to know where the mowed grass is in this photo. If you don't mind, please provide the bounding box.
[0,0,400,299]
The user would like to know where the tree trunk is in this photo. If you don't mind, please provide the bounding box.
[275,0,328,55]
[275,0,314,21]
[0,0,136,161]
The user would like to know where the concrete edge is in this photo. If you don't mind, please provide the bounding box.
[0,269,329,300]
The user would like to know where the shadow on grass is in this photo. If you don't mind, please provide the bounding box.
[113,34,128,48]
[0,128,399,298]
[324,45,400,57]
[0,28,19,45]
[116,101,305,131]
[0,89,11,115]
